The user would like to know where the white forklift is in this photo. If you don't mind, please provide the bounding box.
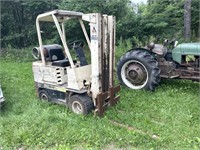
[32,10,120,116]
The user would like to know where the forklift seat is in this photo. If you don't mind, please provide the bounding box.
[41,44,77,67]
[48,48,65,61]
[49,48,77,67]
[50,49,70,67]
[43,44,70,67]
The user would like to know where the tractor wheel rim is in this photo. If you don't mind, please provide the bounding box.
[72,101,83,114]
[121,60,148,89]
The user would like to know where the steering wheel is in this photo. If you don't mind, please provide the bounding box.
[68,40,84,49]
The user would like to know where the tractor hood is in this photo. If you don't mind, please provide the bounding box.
[174,43,200,52]
[172,43,200,64]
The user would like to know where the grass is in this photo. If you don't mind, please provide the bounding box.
[0,48,200,150]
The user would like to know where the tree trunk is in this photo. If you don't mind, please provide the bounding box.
[184,0,192,41]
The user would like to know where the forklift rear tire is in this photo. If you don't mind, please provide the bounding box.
[39,89,50,101]
[69,94,94,115]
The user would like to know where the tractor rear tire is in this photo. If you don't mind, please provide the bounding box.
[117,50,160,91]
[68,94,94,115]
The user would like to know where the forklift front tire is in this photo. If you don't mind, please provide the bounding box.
[69,94,94,115]
[39,90,50,101]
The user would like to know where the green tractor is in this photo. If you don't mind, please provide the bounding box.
[117,40,200,91]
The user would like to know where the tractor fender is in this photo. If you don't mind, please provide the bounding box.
[127,48,156,57]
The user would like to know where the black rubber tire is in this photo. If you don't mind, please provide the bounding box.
[117,50,160,91]
[39,89,50,101]
[68,94,94,115]
[0,101,4,110]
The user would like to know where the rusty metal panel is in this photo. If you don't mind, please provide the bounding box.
[101,15,116,92]
[102,15,110,92]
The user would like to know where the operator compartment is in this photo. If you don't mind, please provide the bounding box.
[32,44,71,67]
[32,44,69,85]
[32,44,91,90]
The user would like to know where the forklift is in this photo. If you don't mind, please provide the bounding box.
[32,10,120,116]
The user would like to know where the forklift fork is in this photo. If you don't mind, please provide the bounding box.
[96,85,120,117]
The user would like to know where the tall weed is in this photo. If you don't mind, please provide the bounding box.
[0,46,34,62]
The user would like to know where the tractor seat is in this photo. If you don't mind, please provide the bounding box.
[152,44,167,57]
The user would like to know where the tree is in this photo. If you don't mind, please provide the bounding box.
[58,0,134,40]
[184,0,192,41]
[191,0,199,39]
[0,0,58,48]
[1,0,199,48]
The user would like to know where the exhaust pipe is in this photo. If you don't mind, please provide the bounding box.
[32,47,41,60]
[32,47,49,60]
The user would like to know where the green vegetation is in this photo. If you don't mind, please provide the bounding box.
[0,47,199,149]
[1,0,199,48]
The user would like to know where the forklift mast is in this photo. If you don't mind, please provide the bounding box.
[82,14,117,97]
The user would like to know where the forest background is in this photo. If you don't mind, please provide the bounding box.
[1,0,199,49]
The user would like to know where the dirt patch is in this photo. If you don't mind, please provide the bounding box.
[110,120,159,140]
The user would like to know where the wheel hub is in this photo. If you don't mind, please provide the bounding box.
[41,93,48,101]
[128,70,138,79]
[72,101,83,114]
[126,63,147,84]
